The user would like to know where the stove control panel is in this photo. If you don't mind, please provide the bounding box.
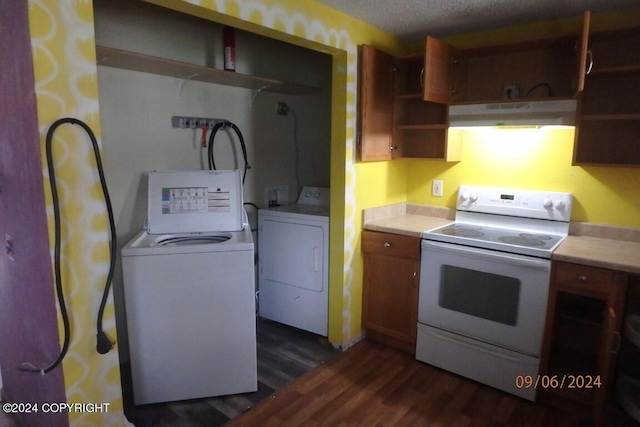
[457,185,573,222]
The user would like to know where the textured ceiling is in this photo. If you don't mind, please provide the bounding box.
[314,0,640,41]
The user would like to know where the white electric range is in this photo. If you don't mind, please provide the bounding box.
[416,185,573,401]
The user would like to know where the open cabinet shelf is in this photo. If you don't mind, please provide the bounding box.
[573,26,640,166]
[95,45,322,95]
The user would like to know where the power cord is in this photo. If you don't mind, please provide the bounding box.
[207,121,250,184]
[525,83,552,98]
[20,118,116,375]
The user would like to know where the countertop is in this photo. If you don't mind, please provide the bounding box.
[553,236,640,275]
[362,203,640,275]
[363,214,451,237]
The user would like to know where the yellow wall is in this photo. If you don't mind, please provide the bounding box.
[28,1,128,425]
[407,128,640,228]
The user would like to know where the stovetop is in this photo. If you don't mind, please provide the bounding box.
[421,185,573,259]
[424,222,567,258]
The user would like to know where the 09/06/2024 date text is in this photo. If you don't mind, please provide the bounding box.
[515,375,602,389]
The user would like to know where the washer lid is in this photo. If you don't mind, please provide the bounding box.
[147,170,244,233]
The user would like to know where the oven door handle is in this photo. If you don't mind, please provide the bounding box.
[422,240,551,271]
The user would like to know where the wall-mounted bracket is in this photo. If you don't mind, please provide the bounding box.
[171,116,227,130]
[175,73,199,100]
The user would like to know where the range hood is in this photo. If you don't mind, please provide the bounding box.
[449,99,577,127]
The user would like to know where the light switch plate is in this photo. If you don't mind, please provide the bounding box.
[432,180,443,197]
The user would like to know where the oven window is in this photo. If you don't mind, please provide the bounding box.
[439,265,521,326]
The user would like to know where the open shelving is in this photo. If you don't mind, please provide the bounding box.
[573,27,640,166]
[95,45,322,95]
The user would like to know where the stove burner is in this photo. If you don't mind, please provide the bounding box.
[498,236,546,247]
[441,226,484,238]
[519,233,553,240]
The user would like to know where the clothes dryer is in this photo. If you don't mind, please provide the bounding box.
[121,170,257,405]
[258,187,329,336]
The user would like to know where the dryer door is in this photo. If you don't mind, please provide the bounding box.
[259,219,325,292]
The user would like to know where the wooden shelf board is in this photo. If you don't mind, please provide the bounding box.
[96,45,321,95]
[395,93,424,100]
[396,124,447,130]
[579,114,640,121]
[591,65,640,76]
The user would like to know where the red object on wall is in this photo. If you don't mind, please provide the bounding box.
[223,26,236,72]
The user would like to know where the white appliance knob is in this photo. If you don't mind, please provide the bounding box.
[314,191,320,198]
[543,198,553,209]
[469,192,478,202]
[460,191,470,201]
[555,200,566,210]
[305,191,312,198]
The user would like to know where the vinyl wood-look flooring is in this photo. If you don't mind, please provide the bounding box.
[228,340,639,427]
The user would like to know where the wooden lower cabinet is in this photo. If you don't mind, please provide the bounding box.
[539,261,628,422]
[361,230,420,354]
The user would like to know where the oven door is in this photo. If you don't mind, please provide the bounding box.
[418,240,551,356]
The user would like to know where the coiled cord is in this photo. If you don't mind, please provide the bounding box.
[20,118,116,375]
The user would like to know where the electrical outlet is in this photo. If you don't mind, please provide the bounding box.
[503,85,519,99]
[276,102,290,115]
[264,185,289,207]
[432,180,443,197]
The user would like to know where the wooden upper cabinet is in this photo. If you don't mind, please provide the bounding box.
[422,10,592,104]
[573,24,640,166]
[423,37,457,104]
[573,10,591,96]
[358,44,394,161]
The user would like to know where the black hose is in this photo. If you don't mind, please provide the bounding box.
[20,118,116,375]
[207,121,250,183]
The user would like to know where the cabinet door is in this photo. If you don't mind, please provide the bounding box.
[363,252,419,349]
[573,10,591,96]
[540,261,628,422]
[423,36,457,104]
[358,45,394,161]
[362,231,420,353]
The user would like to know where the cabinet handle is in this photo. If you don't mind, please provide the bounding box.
[389,145,398,152]
[586,49,593,75]
[412,271,417,288]
[383,242,391,248]
[577,275,587,282]
[420,68,424,89]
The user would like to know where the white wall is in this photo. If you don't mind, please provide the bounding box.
[94,0,332,242]
[93,0,331,367]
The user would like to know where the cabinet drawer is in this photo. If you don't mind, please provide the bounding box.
[362,230,420,260]
[553,262,621,296]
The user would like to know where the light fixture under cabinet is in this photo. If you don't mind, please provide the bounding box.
[449,99,577,128]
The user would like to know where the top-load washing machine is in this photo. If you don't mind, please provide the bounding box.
[121,170,257,405]
[258,187,329,336]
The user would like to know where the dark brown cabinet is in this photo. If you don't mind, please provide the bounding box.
[358,45,461,162]
[421,11,591,104]
[540,261,628,422]
[573,26,640,166]
[361,230,420,354]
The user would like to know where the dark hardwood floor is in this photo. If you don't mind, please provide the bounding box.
[227,340,639,427]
